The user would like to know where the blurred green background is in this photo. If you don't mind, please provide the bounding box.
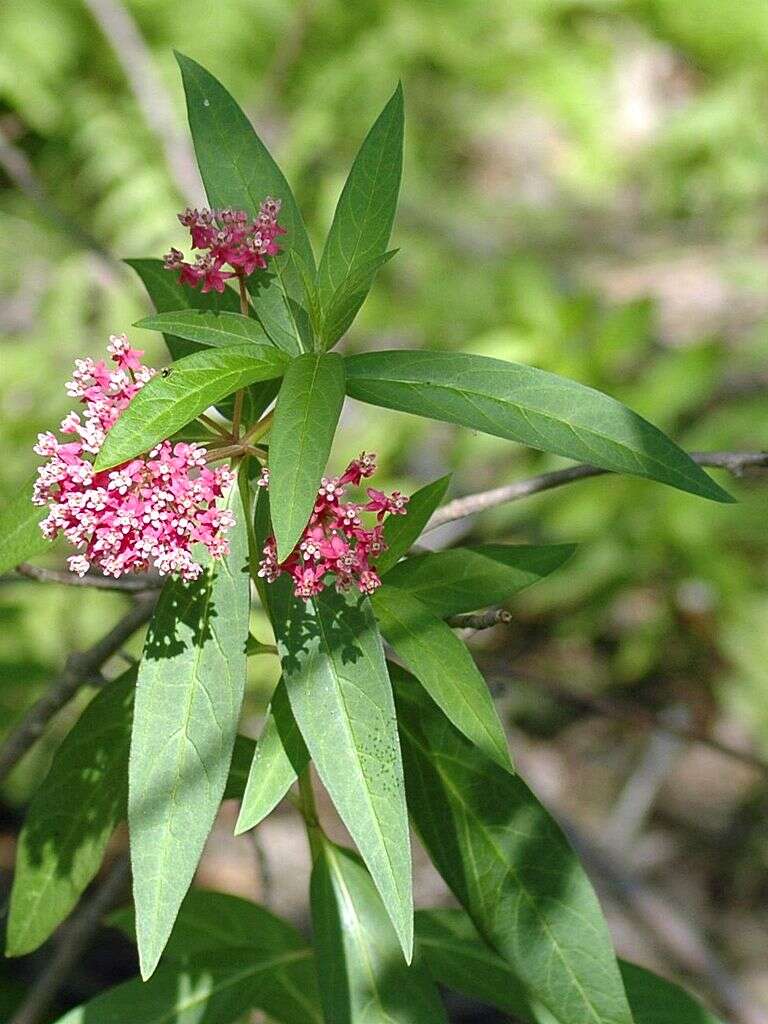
[1,0,767,1020]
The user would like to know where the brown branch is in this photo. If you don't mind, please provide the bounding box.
[426,451,768,533]
[13,563,163,591]
[0,596,156,784]
[447,607,512,630]
[83,0,200,205]
[9,854,130,1024]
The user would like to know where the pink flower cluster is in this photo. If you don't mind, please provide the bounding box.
[258,453,409,598]
[164,200,284,293]
[33,335,234,581]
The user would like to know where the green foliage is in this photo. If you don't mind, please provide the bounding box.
[0,475,50,573]
[345,351,732,503]
[135,310,270,348]
[96,344,287,470]
[271,581,413,961]
[373,586,511,771]
[269,352,346,561]
[128,484,249,979]
[395,667,634,1024]
[375,474,451,575]
[234,677,309,834]
[311,841,447,1023]
[6,670,134,956]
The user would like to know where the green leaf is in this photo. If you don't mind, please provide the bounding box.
[383,544,576,617]
[129,485,250,979]
[95,344,287,471]
[311,841,447,1024]
[618,961,725,1024]
[234,677,309,834]
[345,351,733,503]
[271,582,413,960]
[375,474,451,576]
[110,889,309,962]
[135,310,270,348]
[415,909,534,1021]
[317,84,404,346]
[127,258,280,421]
[394,668,635,1024]
[416,910,725,1024]
[269,352,346,561]
[53,948,321,1024]
[372,586,511,772]
[246,269,304,356]
[176,53,314,349]
[0,475,51,574]
[320,249,398,350]
[223,734,257,800]
[6,670,135,957]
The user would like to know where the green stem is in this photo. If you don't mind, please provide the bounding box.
[297,768,323,861]
[240,410,274,447]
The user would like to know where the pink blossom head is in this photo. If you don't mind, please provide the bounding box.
[33,337,235,582]
[258,453,409,599]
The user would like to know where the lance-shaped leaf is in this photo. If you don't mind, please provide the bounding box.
[129,485,250,979]
[416,910,724,1024]
[345,351,732,503]
[53,947,321,1024]
[235,677,309,834]
[318,85,403,346]
[95,344,287,471]
[0,475,51,573]
[176,53,314,349]
[135,310,270,348]
[246,269,304,356]
[393,668,635,1024]
[223,733,257,800]
[415,909,534,1021]
[269,352,346,561]
[311,840,447,1024]
[320,249,398,349]
[6,670,135,957]
[375,474,451,576]
[271,581,413,961]
[372,586,511,772]
[128,258,281,421]
[383,544,575,618]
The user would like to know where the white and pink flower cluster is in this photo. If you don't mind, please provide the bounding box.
[164,200,284,293]
[33,335,234,581]
[257,453,409,599]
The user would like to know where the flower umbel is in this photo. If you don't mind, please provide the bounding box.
[258,453,409,598]
[33,335,235,581]
[163,200,284,293]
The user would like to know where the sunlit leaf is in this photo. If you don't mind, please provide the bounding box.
[311,840,446,1023]
[135,310,270,348]
[269,352,346,562]
[345,351,733,502]
[129,485,250,979]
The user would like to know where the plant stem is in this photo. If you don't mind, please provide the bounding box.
[197,412,230,438]
[229,273,253,440]
[241,410,274,447]
[297,767,322,860]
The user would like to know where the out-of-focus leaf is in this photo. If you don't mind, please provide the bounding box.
[271,581,413,961]
[96,344,287,471]
[6,670,135,957]
[0,476,50,574]
[383,544,576,617]
[372,586,511,771]
[176,53,314,349]
[128,485,250,980]
[394,668,634,1024]
[375,474,451,576]
[345,351,733,503]
[135,310,270,348]
[234,677,309,834]
[52,948,321,1024]
[317,84,403,346]
[269,352,346,561]
[311,840,447,1023]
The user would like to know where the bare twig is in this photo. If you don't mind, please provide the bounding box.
[426,451,768,532]
[13,563,163,592]
[0,596,156,783]
[447,607,512,630]
[507,672,768,777]
[9,854,130,1024]
[83,0,200,204]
